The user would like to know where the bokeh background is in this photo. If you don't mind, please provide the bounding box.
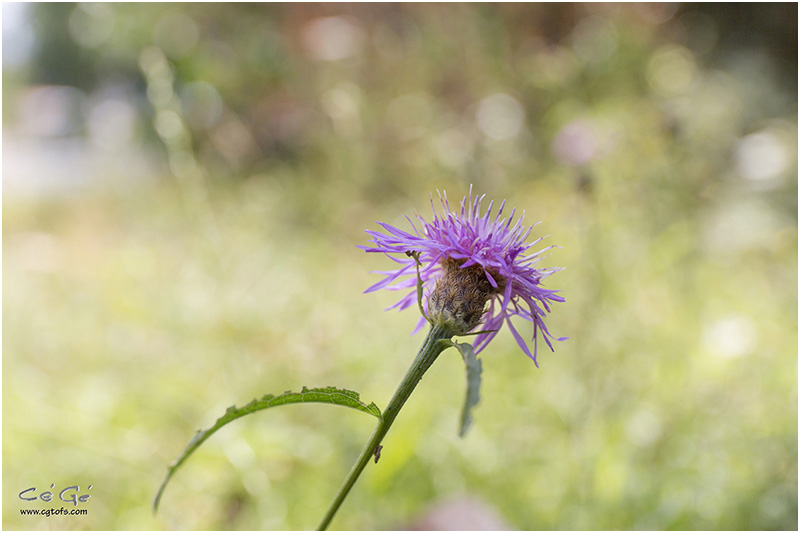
[3,3,797,530]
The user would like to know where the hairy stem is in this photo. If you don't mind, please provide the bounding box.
[316,324,453,530]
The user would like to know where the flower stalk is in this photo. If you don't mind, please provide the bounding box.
[317,323,454,530]
[319,188,566,529]
[154,189,565,530]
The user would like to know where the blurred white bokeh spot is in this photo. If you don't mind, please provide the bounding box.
[626,408,664,448]
[735,130,790,183]
[476,93,525,140]
[703,316,757,359]
[68,3,115,49]
[154,110,185,140]
[647,45,698,97]
[88,98,139,151]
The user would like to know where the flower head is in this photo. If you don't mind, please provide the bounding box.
[360,188,566,366]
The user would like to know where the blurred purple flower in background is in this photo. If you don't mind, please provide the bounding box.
[552,118,603,167]
[361,188,566,365]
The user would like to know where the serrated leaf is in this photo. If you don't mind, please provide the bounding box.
[447,341,483,437]
[154,386,381,512]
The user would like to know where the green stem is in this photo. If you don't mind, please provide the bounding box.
[316,324,454,530]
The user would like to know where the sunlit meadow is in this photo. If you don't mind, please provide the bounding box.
[3,3,797,530]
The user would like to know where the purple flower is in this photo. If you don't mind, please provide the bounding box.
[360,188,566,366]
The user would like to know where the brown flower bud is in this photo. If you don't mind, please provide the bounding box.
[427,259,504,335]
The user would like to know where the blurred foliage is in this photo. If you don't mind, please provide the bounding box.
[3,3,797,531]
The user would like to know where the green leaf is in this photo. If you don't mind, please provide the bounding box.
[154,386,381,512]
[445,340,483,437]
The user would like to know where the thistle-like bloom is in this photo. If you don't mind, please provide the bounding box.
[360,188,566,366]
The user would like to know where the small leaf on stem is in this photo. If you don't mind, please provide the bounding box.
[441,340,483,437]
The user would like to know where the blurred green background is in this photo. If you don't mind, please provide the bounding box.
[3,3,797,530]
